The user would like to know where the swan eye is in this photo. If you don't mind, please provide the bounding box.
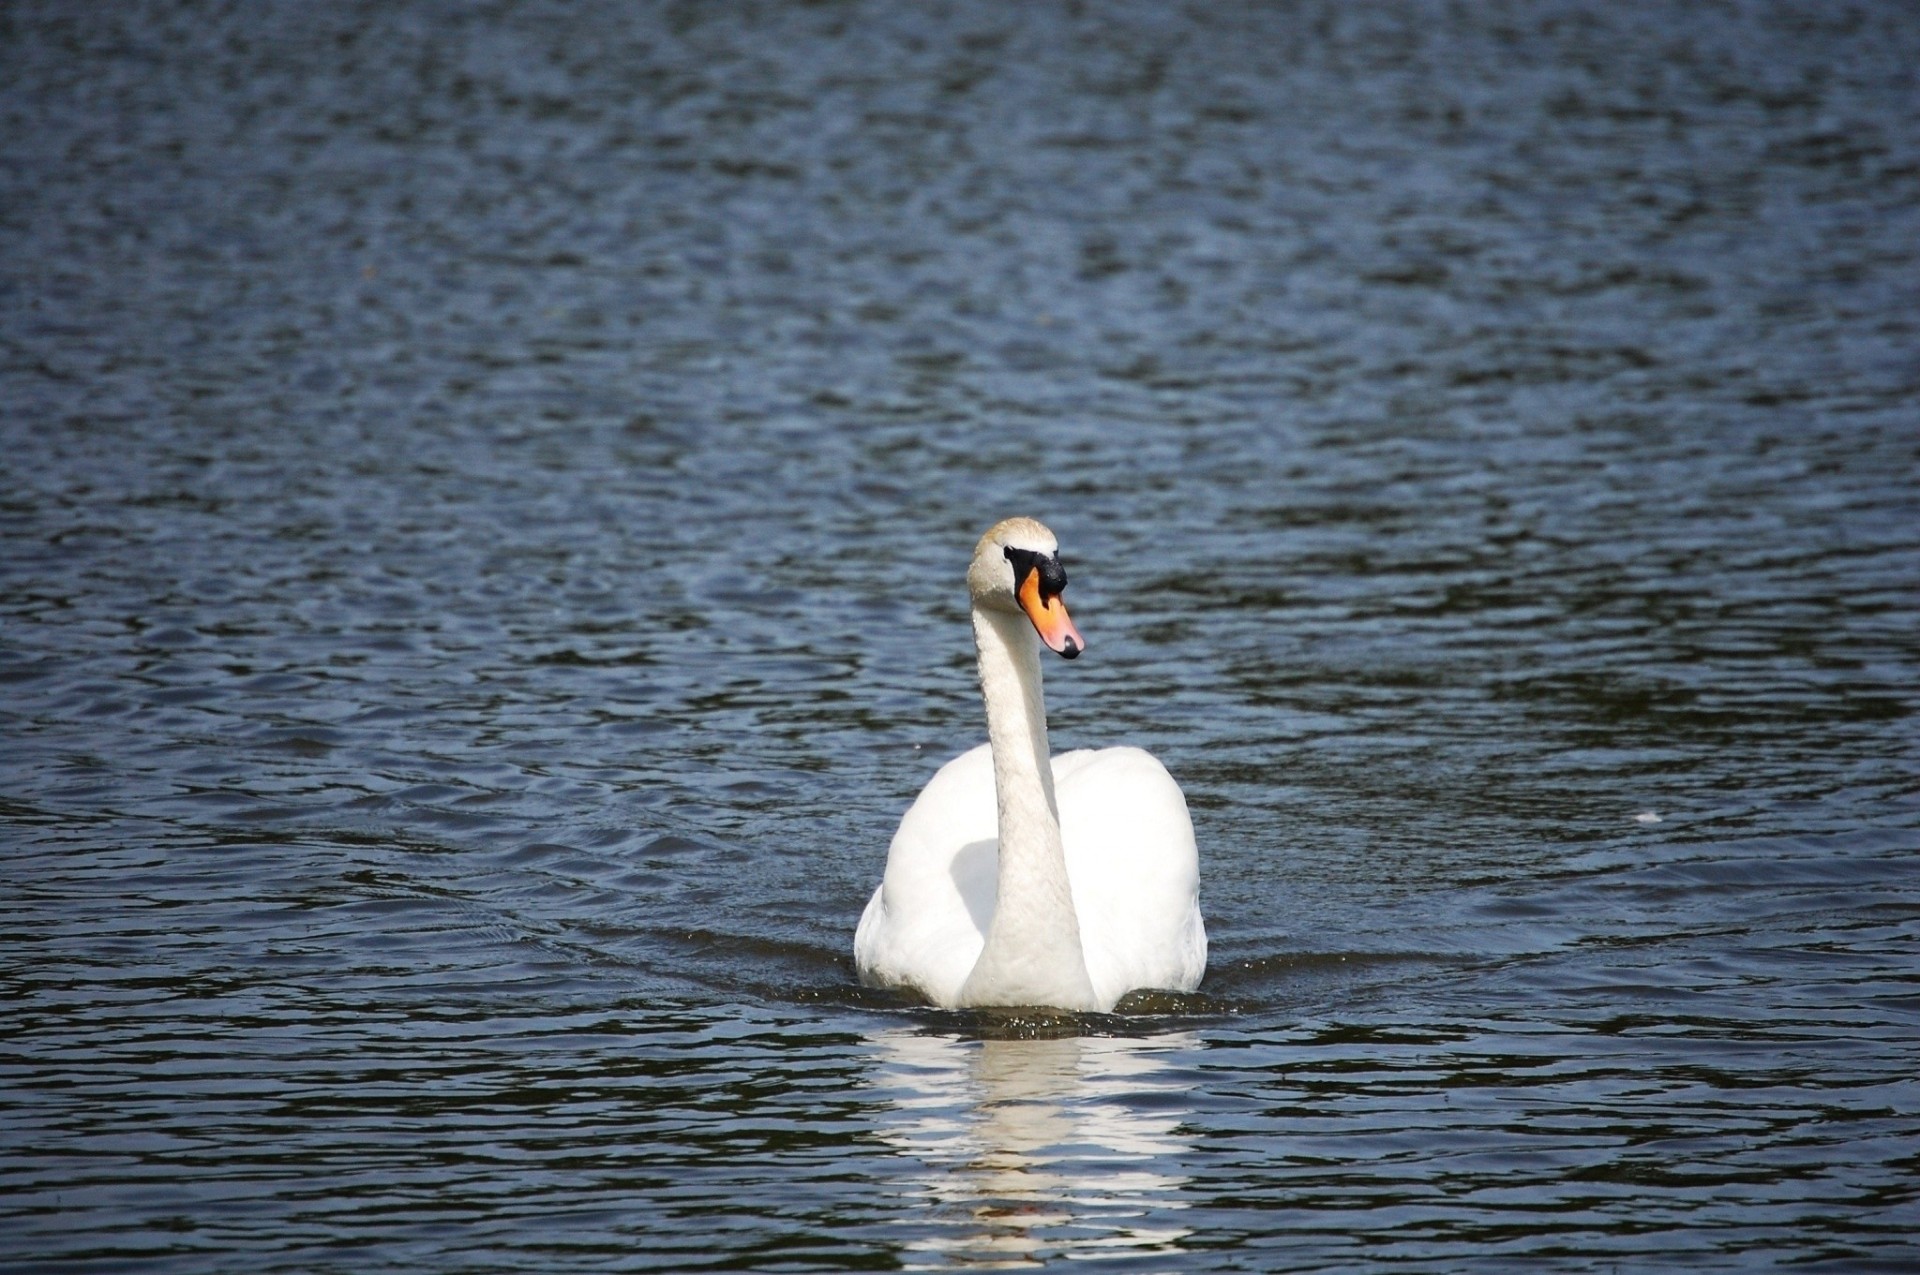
[1003,546,1068,602]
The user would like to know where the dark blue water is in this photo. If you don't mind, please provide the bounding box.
[4,1,1918,1269]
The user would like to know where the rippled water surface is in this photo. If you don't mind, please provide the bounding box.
[5,1,1919,1269]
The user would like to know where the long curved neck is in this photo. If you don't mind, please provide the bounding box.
[959,604,1098,1010]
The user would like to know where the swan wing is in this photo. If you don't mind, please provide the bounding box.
[856,743,1208,1010]
[1056,747,1207,1006]
[854,743,997,1006]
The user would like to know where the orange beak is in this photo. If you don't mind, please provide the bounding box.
[1017,566,1085,659]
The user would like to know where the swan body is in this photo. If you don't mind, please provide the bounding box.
[854,517,1206,1012]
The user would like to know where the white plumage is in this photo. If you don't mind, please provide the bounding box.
[854,518,1206,1012]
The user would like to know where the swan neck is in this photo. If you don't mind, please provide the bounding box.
[975,605,1058,816]
[962,604,1097,1010]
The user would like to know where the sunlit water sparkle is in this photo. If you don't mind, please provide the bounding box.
[3,1,1919,1270]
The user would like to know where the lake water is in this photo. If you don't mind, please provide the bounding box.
[4,1,1918,1269]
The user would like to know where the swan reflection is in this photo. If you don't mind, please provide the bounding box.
[865,1027,1197,1268]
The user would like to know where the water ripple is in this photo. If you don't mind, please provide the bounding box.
[4,0,1919,1269]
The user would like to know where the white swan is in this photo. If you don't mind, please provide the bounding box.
[854,517,1206,1012]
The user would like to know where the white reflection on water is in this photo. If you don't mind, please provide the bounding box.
[864,1027,1197,1269]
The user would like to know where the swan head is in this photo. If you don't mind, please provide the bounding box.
[969,517,1085,659]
